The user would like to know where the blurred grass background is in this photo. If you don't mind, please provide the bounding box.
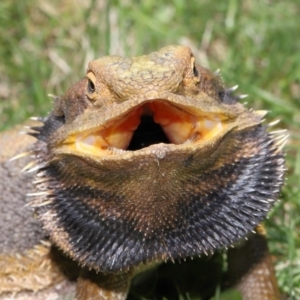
[0,0,299,299]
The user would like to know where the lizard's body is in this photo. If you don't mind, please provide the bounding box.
[0,45,286,299]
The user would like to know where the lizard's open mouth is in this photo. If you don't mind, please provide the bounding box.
[74,100,225,156]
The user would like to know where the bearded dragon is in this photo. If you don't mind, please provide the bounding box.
[0,45,287,300]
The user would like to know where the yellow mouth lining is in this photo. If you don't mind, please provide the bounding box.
[74,101,225,157]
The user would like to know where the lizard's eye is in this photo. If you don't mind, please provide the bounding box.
[88,79,95,93]
[86,72,96,95]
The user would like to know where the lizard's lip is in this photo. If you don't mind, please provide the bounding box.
[71,100,226,157]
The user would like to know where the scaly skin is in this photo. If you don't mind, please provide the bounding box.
[0,45,286,299]
[227,225,282,300]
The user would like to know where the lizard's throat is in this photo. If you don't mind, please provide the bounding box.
[127,115,170,150]
[74,101,225,156]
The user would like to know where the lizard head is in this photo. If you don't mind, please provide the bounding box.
[28,45,286,272]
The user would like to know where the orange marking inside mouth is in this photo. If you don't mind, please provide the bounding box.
[103,106,143,149]
[149,102,195,144]
[74,100,224,156]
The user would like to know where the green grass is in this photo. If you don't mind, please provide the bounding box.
[1,0,299,298]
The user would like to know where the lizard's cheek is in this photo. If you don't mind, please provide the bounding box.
[74,101,225,155]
